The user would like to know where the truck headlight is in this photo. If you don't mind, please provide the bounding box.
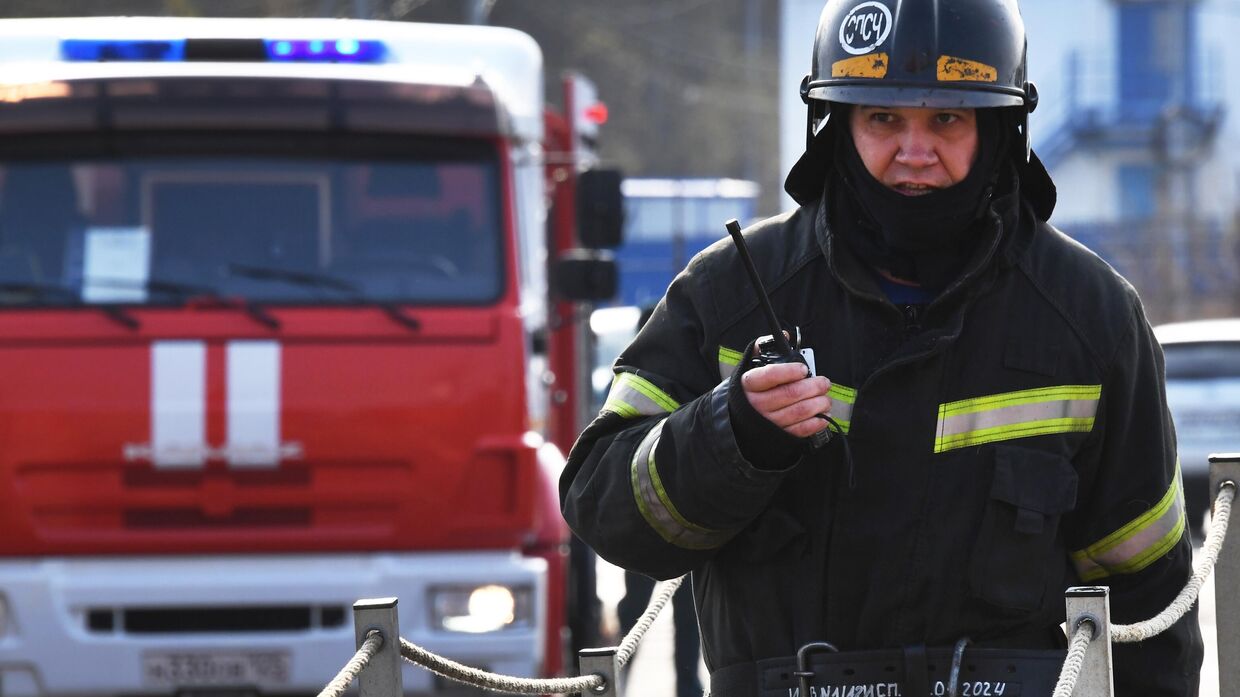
[429,584,533,633]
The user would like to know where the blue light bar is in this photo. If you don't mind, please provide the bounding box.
[62,39,187,62]
[263,39,386,63]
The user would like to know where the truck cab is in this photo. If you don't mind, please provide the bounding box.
[0,17,610,696]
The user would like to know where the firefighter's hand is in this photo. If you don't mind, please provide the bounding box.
[741,362,833,439]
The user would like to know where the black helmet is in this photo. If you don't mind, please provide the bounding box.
[787,0,1055,217]
[802,0,1037,151]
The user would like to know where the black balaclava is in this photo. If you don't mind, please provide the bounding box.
[831,107,1009,290]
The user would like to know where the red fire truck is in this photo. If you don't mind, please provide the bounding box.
[0,16,619,696]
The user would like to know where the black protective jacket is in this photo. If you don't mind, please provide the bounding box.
[560,183,1203,695]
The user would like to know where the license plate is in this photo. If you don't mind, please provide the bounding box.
[142,651,290,688]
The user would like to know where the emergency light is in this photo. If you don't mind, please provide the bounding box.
[263,39,386,63]
[62,39,186,62]
[61,38,387,63]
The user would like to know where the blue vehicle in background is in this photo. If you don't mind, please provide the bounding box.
[613,178,760,308]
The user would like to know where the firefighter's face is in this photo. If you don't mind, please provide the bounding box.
[849,106,979,195]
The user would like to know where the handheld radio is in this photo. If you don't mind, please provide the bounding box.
[725,218,837,448]
[724,219,809,371]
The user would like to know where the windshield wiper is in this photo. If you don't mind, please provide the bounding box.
[226,263,420,332]
[143,277,281,331]
[227,264,358,294]
[0,281,141,330]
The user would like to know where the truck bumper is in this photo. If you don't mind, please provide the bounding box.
[0,551,547,696]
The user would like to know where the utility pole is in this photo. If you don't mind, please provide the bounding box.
[743,0,762,208]
[468,0,496,25]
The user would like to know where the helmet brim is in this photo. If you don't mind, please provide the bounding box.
[807,83,1026,109]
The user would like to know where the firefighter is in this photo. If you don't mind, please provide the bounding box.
[561,0,1202,695]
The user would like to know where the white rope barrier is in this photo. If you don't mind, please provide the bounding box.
[399,638,604,694]
[617,576,684,667]
[1052,619,1097,697]
[394,574,685,695]
[317,630,383,697]
[1112,481,1235,642]
[1048,480,1236,696]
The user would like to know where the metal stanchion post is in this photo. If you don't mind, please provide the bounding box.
[353,597,403,697]
[578,647,621,697]
[1210,454,1240,697]
[1065,586,1115,697]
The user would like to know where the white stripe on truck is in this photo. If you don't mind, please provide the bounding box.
[151,341,207,468]
[226,341,282,468]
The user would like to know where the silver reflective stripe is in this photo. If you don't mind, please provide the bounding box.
[935,385,1101,453]
[630,419,731,550]
[603,372,680,419]
[1072,462,1186,581]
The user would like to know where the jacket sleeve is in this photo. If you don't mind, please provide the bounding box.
[1067,302,1203,696]
[559,255,802,579]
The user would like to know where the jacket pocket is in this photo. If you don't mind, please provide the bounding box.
[968,446,1078,611]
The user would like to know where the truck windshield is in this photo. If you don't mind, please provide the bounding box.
[0,151,504,306]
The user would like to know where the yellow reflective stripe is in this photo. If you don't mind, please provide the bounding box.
[602,397,640,419]
[935,385,1101,453]
[828,383,856,434]
[624,373,679,411]
[1072,461,1186,581]
[719,346,744,380]
[601,372,680,418]
[629,419,730,550]
[941,385,1102,417]
[830,383,857,402]
[936,417,1095,452]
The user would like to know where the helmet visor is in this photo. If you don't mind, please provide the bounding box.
[807,83,1026,109]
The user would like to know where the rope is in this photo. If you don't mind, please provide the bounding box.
[399,639,604,694]
[617,576,685,667]
[1049,481,1235,695]
[317,630,383,697]
[395,575,685,694]
[1051,619,1096,697]
[1112,481,1235,643]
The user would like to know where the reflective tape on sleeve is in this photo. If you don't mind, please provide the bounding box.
[1072,461,1186,581]
[630,419,732,550]
[935,385,1101,453]
[603,372,681,418]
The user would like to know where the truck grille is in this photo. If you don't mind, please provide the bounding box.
[85,605,347,634]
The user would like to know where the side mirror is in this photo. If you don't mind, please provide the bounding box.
[577,169,624,249]
[552,250,617,302]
